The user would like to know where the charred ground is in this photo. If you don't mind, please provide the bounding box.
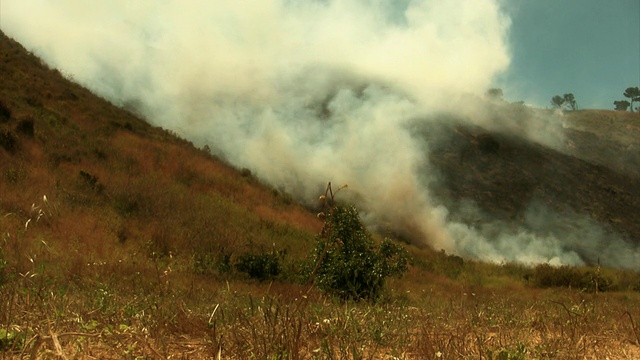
[424,109,640,246]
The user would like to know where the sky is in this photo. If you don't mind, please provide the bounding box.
[2,1,640,268]
[500,0,640,109]
[1,1,638,109]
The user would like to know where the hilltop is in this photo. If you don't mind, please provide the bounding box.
[1,32,640,358]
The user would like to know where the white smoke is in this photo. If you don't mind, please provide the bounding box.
[2,0,637,269]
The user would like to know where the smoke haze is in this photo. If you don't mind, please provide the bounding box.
[2,0,638,269]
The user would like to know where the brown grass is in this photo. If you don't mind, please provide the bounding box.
[1,244,639,359]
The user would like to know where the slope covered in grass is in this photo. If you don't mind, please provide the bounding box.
[0,30,322,274]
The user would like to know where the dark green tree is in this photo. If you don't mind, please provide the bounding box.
[614,100,631,111]
[551,95,565,109]
[563,93,577,110]
[623,87,640,112]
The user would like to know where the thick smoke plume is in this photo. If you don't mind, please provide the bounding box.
[2,0,638,269]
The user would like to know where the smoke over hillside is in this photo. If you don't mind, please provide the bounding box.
[3,0,639,269]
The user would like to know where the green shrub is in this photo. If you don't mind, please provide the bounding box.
[530,264,613,293]
[0,127,17,153]
[0,99,11,123]
[0,327,25,352]
[611,270,640,292]
[193,250,232,275]
[531,264,577,288]
[308,204,408,301]
[16,116,35,137]
[235,250,283,281]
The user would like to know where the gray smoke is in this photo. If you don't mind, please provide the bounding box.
[2,0,637,269]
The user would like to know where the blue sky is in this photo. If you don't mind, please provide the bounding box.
[500,0,640,109]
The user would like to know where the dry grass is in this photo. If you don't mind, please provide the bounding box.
[1,246,639,359]
[1,197,639,358]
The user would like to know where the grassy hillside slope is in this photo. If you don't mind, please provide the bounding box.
[0,30,321,271]
[2,32,640,358]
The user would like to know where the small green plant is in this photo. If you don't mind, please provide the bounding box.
[193,249,233,275]
[307,183,409,301]
[0,327,26,352]
[487,343,527,360]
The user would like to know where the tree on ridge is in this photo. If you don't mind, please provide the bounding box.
[623,87,640,112]
[563,93,577,110]
[551,95,565,109]
[614,100,630,111]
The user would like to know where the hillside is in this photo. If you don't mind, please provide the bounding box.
[426,108,640,247]
[0,31,322,260]
[2,31,640,358]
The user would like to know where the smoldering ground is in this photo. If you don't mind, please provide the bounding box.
[2,0,638,269]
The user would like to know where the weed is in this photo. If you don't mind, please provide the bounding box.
[235,249,284,281]
[0,326,26,352]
